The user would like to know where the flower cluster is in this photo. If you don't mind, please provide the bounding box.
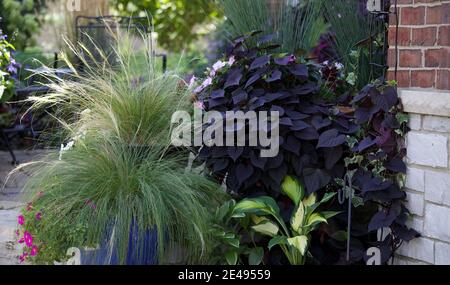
[0,32,19,102]
[16,200,42,263]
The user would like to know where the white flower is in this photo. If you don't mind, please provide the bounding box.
[346,72,357,86]
[322,60,329,66]
[335,62,344,70]
[59,141,75,160]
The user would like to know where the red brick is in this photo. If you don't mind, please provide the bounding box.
[389,27,411,46]
[425,49,442,67]
[388,49,397,67]
[444,4,450,24]
[401,7,425,25]
[437,69,449,90]
[399,50,422,67]
[426,6,442,25]
[388,70,411,88]
[438,26,450,46]
[411,70,436,88]
[412,27,437,46]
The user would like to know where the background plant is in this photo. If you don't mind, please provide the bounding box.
[217,0,326,55]
[0,0,40,50]
[112,0,221,52]
[323,0,387,89]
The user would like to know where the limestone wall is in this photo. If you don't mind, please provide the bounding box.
[396,89,450,265]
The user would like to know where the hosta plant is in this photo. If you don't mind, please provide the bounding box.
[231,176,339,265]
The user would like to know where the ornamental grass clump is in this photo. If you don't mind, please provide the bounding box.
[13,31,224,264]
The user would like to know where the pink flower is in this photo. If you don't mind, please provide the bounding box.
[212,60,227,72]
[85,199,97,210]
[18,238,24,244]
[15,230,20,237]
[30,246,38,256]
[228,56,236,66]
[188,75,196,88]
[194,101,205,110]
[18,215,24,226]
[35,212,42,221]
[19,252,28,263]
[193,77,213,94]
[24,231,33,247]
[26,203,33,211]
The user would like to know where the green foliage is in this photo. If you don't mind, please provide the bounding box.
[0,0,39,50]
[113,0,221,51]
[17,32,225,264]
[217,0,327,54]
[323,0,386,89]
[230,176,339,265]
[0,34,15,103]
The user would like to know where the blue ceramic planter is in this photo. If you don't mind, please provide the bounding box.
[81,223,158,265]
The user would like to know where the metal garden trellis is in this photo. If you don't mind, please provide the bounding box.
[338,0,400,264]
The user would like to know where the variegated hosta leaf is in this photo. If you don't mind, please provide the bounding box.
[287,235,308,255]
[302,193,317,207]
[252,220,279,237]
[233,196,280,217]
[306,213,327,228]
[281,175,305,206]
[290,204,305,233]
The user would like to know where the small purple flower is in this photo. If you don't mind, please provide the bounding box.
[18,215,24,226]
[30,246,38,256]
[35,212,42,221]
[15,230,20,237]
[18,238,24,244]
[24,231,33,247]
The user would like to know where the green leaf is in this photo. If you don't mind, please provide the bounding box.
[251,220,279,237]
[320,211,341,220]
[287,235,308,255]
[225,250,238,265]
[268,236,287,250]
[306,213,327,228]
[281,175,304,206]
[248,247,264,265]
[290,204,305,233]
[233,196,280,217]
[309,192,337,212]
[226,238,240,248]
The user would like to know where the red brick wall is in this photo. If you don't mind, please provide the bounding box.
[388,0,450,90]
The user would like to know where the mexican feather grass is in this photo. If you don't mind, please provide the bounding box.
[12,28,224,264]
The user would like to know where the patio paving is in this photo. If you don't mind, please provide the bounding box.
[0,150,48,265]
